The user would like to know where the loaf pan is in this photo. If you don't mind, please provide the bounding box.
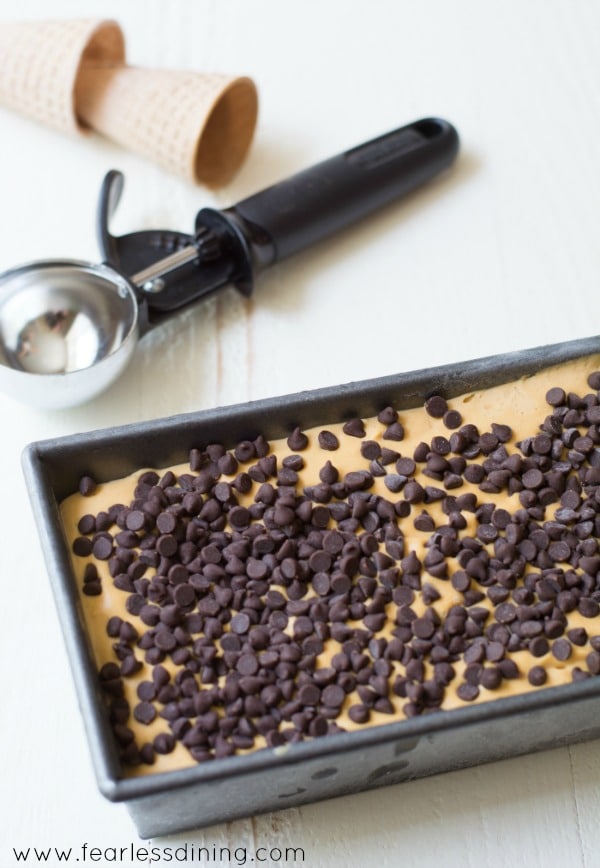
[22,334,600,838]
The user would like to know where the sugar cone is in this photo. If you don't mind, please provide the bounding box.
[0,18,258,185]
[0,18,124,134]
[75,65,258,187]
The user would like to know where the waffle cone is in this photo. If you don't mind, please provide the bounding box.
[75,65,258,186]
[0,18,124,134]
[0,18,258,185]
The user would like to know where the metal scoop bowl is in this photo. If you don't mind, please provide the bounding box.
[0,117,459,409]
[0,260,139,408]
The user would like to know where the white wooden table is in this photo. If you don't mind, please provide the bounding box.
[1,1,599,866]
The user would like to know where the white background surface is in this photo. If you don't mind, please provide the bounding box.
[1,1,600,866]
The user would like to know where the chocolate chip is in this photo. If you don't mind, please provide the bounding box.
[82,576,102,596]
[79,475,97,496]
[567,627,587,646]
[529,636,549,657]
[383,422,405,441]
[230,613,251,634]
[491,422,512,443]
[456,683,479,701]
[237,654,259,676]
[532,434,552,455]
[578,598,600,618]
[322,684,345,707]
[348,704,370,724]
[92,536,113,560]
[376,406,397,424]
[73,536,93,557]
[318,430,340,451]
[134,701,157,725]
[404,480,425,503]
[545,387,566,407]
[384,474,407,493]
[425,395,448,418]
[480,667,502,690]
[298,683,321,706]
[360,440,381,460]
[229,506,251,529]
[431,436,451,456]
[497,659,520,679]
[551,638,572,661]
[414,512,435,532]
[528,666,547,686]
[412,616,436,639]
[287,427,308,450]
[396,457,416,476]
[77,514,96,535]
[443,409,462,430]
[477,524,498,544]
[413,442,430,463]
[153,733,176,755]
[586,651,600,674]
[522,468,544,489]
[464,464,485,484]
[343,418,366,437]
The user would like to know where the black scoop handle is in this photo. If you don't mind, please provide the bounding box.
[98,117,459,316]
[225,117,459,267]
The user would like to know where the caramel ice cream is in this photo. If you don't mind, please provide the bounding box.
[60,355,600,776]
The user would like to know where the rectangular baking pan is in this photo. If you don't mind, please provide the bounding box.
[22,334,600,838]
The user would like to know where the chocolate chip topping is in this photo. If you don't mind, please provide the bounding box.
[287,427,308,451]
[318,430,340,451]
[78,475,97,496]
[343,418,366,438]
[443,410,463,430]
[425,395,448,419]
[75,366,600,768]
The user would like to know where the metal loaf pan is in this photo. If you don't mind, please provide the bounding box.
[22,334,600,838]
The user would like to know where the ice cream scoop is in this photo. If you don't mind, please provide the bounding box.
[0,117,459,409]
